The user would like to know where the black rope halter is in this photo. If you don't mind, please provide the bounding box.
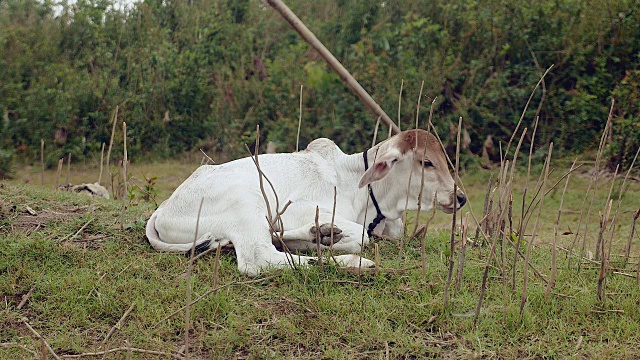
[363,149,386,237]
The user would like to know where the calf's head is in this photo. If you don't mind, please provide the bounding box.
[358,129,466,215]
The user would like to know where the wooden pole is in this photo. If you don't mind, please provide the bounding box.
[266,0,400,135]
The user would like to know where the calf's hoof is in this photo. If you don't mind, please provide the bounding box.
[311,223,344,246]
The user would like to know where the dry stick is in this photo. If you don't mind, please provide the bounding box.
[184,197,205,360]
[578,99,615,266]
[426,116,492,256]
[213,242,221,290]
[474,216,500,325]
[596,165,619,261]
[512,118,538,290]
[545,159,577,300]
[61,348,184,359]
[413,145,430,278]
[97,142,105,185]
[520,143,553,316]
[40,139,45,186]
[151,277,272,329]
[296,85,303,152]
[527,40,548,122]
[625,209,640,268]
[503,66,553,162]
[65,153,71,185]
[615,146,640,266]
[40,338,46,360]
[253,125,273,223]
[444,116,462,309]
[475,174,494,248]
[410,81,426,237]
[17,287,34,310]
[420,197,437,279]
[371,116,382,148]
[119,122,127,231]
[329,186,337,261]
[105,105,119,196]
[454,212,470,293]
[412,144,429,239]
[358,149,378,299]
[495,155,508,311]
[495,129,527,306]
[101,302,136,359]
[245,127,296,269]
[519,166,583,235]
[503,127,528,260]
[504,194,513,315]
[314,206,323,269]
[398,79,403,131]
[0,342,37,357]
[199,149,215,164]
[266,0,399,134]
[59,217,94,242]
[22,318,61,360]
[597,199,614,303]
[401,87,429,246]
[637,235,640,285]
[55,158,63,189]
[374,243,380,272]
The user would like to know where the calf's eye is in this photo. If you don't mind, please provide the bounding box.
[422,160,434,168]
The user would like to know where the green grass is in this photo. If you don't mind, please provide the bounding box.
[2,160,640,359]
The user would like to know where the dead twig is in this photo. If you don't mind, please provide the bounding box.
[199,149,215,164]
[22,318,61,360]
[101,302,136,353]
[151,277,273,328]
[578,99,614,267]
[98,142,105,185]
[65,153,72,186]
[521,143,553,316]
[119,122,128,230]
[55,158,63,190]
[0,342,37,357]
[513,118,538,290]
[17,287,34,310]
[545,158,576,300]
[296,85,303,152]
[105,105,120,195]
[59,217,94,242]
[444,116,462,309]
[454,212,470,293]
[61,347,184,359]
[184,197,205,360]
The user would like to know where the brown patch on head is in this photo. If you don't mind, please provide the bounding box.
[397,129,443,156]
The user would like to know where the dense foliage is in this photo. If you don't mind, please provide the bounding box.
[1,0,639,173]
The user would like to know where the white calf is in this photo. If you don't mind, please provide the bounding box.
[145,129,466,275]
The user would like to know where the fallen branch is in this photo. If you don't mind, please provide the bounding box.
[61,347,184,359]
[151,277,273,328]
[101,302,136,348]
[22,318,61,360]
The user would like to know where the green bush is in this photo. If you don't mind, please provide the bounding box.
[607,70,640,171]
[0,0,639,164]
[0,149,15,179]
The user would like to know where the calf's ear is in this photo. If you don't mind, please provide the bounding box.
[358,151,401,188]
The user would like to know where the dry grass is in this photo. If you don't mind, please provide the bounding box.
[2,144,640,359]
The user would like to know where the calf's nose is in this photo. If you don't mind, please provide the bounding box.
[456,193,467,207]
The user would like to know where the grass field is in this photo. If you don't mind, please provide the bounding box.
[2,155,640,359]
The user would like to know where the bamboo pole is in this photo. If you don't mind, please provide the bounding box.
[266,0,399,134]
